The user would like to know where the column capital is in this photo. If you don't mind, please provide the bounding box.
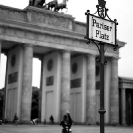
[88,53,96,56]
[61,50,71,60]
[23,44,33,48]
[61,49,71,54]
[86,53,96,58]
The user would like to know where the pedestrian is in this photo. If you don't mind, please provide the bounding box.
[0,119,2,125]
[49,115,54,124]
[13,113,18,125]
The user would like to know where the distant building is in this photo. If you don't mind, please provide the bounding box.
[119,77,133,125]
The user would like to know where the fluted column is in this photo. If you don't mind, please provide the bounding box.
[21,44,33,122]
[121,88,126,125]
[60,50,71,120]
[0,41,1,86]
[110,58,119,125]
[38,57,43,122]
[0,41,1,67]
[86,54,96,124]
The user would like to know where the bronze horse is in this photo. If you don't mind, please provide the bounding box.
[29,0,45,7]
[29,0,68,13]
[44,0,58,10]
[54,0,68,12]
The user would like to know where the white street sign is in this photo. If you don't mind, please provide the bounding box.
[87,14,116,45]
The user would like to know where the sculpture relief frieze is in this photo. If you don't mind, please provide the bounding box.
[31,12,47,23]
[30,12,70,29]
[0,6,26,21]
[0,27,6,34]
[0,10,8,19]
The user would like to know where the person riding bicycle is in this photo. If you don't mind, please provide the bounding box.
[60,111,73,132]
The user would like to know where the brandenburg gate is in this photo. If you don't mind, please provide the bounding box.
[0,4,125,124]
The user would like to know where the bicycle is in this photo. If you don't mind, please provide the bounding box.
[60,121,72,133]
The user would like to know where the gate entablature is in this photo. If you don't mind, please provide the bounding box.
[0,5,75,33]
[0,5,124,58]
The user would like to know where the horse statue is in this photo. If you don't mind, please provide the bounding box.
[44,0,58,11]
[54,0,68,12]
[29,0,46,7]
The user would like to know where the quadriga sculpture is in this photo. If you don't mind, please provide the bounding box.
[44,0,58,10]
[29,0,45,7]
[54,0,68,12]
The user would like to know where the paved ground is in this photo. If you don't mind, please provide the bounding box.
[0,124,133,133]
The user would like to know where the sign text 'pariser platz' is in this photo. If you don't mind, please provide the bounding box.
[87,14,116,45]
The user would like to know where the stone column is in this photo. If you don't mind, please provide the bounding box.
[60,50,71,120]
[0,41,2,118]
[110,58,119,125]
[0,41,1,87]
[3,53,8,122]
[86,54,96,124]
[0,41,1,67]
[21,44,33,122]
[38,57,43,122]
[121,88,126,125]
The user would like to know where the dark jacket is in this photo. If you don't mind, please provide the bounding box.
[63,114,73,125]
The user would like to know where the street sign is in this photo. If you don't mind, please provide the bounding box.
[85,2,118,133]
[86,14,116,45]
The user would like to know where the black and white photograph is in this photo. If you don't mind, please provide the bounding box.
[0,0,133,133]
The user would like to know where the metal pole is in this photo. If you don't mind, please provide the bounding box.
[99,43,106,133]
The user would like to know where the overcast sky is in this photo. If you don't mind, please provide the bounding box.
[0,0,133,88]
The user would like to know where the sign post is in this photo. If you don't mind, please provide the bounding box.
[99,42,106,133]
[85,1,118,133]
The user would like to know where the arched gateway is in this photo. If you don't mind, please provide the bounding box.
[0,5,125,124]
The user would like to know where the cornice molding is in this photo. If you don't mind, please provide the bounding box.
[117,40,126,48]
[0,17,85,41]
[0,5,124,59]
[0,4,24,13]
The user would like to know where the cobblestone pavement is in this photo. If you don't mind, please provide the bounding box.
[0,124,133,133]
